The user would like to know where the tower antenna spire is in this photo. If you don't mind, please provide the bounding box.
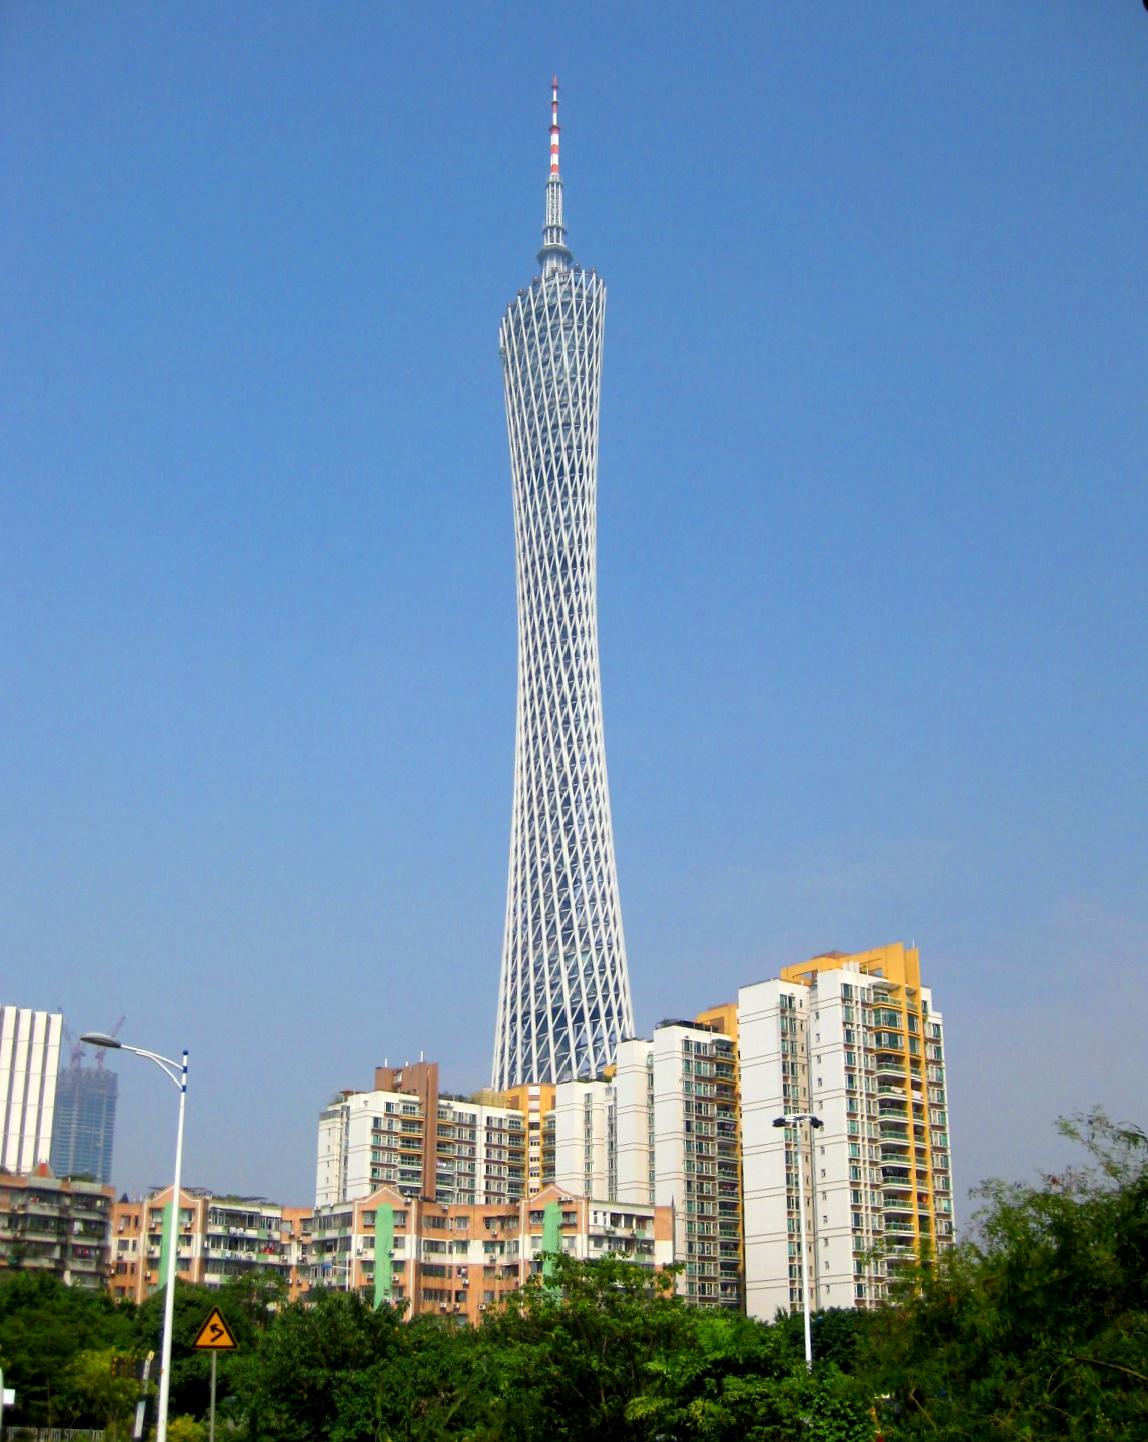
[550,74,560,175]
[539,74,572,272]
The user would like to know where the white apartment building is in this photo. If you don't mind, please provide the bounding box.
[554,1019,741,1308]
[739,945,954,1320]
[316,1062,529,1209]
[0,1006,63,1174]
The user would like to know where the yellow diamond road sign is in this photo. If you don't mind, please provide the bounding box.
[193,1307,238,1350]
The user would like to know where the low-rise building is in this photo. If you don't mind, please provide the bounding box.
[0,1162,113,1287]
[110,1188,309,1301]
[300,1183,673,1323]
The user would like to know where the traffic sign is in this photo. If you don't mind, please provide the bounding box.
[192,1308,238,1351]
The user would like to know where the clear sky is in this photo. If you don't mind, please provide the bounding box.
[3,2,1146,1210]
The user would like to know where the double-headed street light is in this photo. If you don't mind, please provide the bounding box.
[82,1032,188,1442]
[773,1111,824,1371]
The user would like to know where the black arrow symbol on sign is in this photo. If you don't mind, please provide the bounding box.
[209,1323,224,1342]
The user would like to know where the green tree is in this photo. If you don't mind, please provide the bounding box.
[165,1414,206,1442]
[0,1271,135,1424]
[132,1276,282,1424]
[864,1110,1148,1440]
[470,1253,694,1442]
[58,1347,139,1433]
[329,1316,486,1442]
[230,1288,405,1442]
[626,1306,871,1442]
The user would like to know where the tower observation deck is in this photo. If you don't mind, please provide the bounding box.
[492,79,634,1088]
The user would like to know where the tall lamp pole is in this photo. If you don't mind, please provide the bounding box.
[83,1032,187,1442]
[773,1112,824,1371]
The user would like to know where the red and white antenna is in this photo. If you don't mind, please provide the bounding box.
[550,74,560,175]
[539,74,572,272]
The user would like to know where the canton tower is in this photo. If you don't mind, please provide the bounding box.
[492,79,634,1088]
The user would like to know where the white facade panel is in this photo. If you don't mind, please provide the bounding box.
[0,1006,63,1173]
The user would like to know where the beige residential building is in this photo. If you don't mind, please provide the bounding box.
[301,1182,673,1324]
[109,1188,309,1301]
[0,1162,113,1287]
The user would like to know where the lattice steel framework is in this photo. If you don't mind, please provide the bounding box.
[492,80,634,1089]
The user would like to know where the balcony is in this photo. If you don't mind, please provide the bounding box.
[882,1194,914,1214]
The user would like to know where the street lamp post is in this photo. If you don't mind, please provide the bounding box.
[82,1032,187,1442]
[773,1112,824,1371]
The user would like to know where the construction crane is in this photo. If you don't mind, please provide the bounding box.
[59,1013,126,1069]
[94,1015,125,1069]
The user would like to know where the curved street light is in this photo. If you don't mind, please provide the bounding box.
[83,1032,187,1442]
[773,1111,824,1371]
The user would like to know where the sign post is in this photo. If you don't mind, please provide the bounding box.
[131,1352,156,1442]
[192,1307,238,1442]
[0,1365,15,1442]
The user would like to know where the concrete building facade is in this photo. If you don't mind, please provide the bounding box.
[316,1063,545,1210]
[554,1017,742,1308]
[739,944,954,1319]
[0,1163,113,1287]
[0,1006,63,1174]
[301,1182,673,1324]
[109,1188,309,1302]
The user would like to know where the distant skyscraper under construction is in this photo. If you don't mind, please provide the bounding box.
[50,1058,118,1184]
[492,80,634,1088]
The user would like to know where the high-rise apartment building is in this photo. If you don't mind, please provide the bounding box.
[554,1018,743,1308]
[739,944,954,1318]
[0,1006,62,1174]
[552,944,953,1316]
[316,1063,535,1209]
[50,1061,118,1184]
[492,80,634,1089]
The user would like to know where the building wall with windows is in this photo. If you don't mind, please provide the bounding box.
[109,1188,308,1301]
[50,1062,118,1184]
[316,1063,537,1209]
[554,1018,742,1309]
[553,1079,613,1201]
[301,1183,673,1324]
[739,944,954,1320]
[485,1082,556,1193]
[0,1007,63,1174]
[0,1163,113,1286]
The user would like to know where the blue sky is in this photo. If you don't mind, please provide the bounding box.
[3,2,1146,1208]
